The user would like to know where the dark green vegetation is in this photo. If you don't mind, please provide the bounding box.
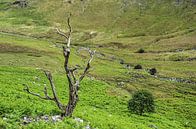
[128,90,155,115]
[0,0,196,128]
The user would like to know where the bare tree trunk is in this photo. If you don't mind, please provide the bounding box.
[64,83,79,116]
[24,16,95,117]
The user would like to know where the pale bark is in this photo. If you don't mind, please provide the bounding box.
[24,16,95,117]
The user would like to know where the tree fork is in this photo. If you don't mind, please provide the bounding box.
[24,16,95,117]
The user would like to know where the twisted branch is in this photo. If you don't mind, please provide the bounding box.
[24,71,64,110]
[56,15,72,48]
[44,71,64,110]
[23,84,53,100]
[79,49,96,82]
[56,28,68,39]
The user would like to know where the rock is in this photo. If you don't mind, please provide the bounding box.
[98,45,103,48]
[110,55,116,60]
[41,115,49,121]
[117,82,125,87]
[35,117,40,122]
[64,0,74,4]
[187,57,196,61]
[3,117,7,120]
[149,68,157,75]
[125,64,131,69]
[85,124,91,129]
[90,76,95,80]
[23,116,33,125]
[51,115,62,122]
[120,59,125,64]
[89,31,97,38]
[74,117,84,123]
[136,48,145,53]
[148,124,158,129]
[22,115,62,125]
[134,64,142,69]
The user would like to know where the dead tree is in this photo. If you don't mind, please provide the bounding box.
[24,16,95,117]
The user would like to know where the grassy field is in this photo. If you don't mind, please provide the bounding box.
[0,0,196,129]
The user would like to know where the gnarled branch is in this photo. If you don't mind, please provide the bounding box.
[44,71,64,110]
[79,49,96,82]
[56,15,72,48]
[23,84,53,100]
[56,28,69,39]
[43,86,53,100]
[24,71,64,111]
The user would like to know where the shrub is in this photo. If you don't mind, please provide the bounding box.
[136,48,145,53]
[128,90,155,115]
[119,59,125,64]
[134,64,142,69]
[149,68,157,75]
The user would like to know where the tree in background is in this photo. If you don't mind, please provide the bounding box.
[128,90,155,115]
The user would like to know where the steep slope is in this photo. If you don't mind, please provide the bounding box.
[0,0,196,128]
[0,0,196,35]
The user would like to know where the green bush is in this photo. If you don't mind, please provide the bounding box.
[128,90,155,115]
[136,48,145,53]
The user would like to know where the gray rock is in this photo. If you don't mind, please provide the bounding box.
[52,115,62,122]
[117,82,125,87]
[41,115,49,121]
[3,117,7,120]
[148,124,158,129]
[74,117,84,123]
[85,124,91,129]
[23,116,33,124]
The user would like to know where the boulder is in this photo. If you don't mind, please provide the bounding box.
[134,64,142,69]
[149,68,157,75]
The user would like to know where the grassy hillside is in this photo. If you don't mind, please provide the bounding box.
[0,0,196,128]
[1,0,196,35]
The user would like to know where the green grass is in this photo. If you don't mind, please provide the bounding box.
[0,66,195,129]
[0,32,195,128]
[0,0,196,128]
[0,0,196,37]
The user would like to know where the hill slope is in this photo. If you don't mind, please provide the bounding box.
[0,0,196,128]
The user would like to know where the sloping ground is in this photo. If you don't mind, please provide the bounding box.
[0,0,195,36]
[0,33,195,128]
[0,66,195,129]
[0,0,196,128]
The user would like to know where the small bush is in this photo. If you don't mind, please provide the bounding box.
[128,90,155,115]
[136,48,145,53]
[134,64,142,69]
[149,68,157,75]
[119,59,125,64]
